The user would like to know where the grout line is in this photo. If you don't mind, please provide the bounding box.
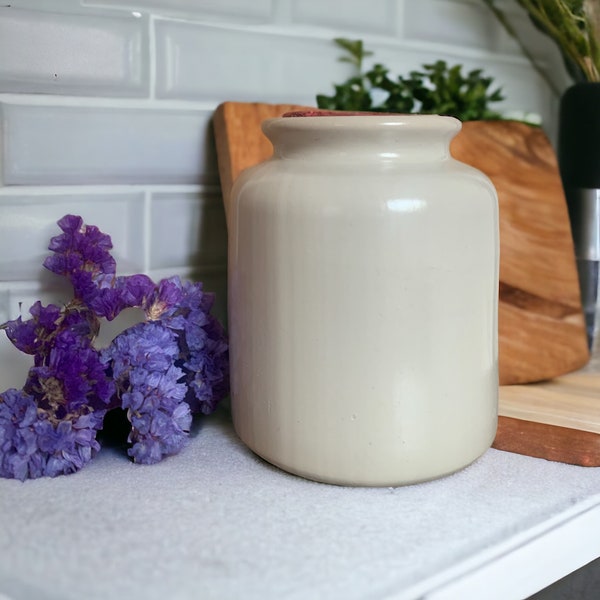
[0,183,221,196]
[0,280,48,293]
[131,16,537,69]
[0,93,221,111]
[395,0,405,39]
[143,188,152,275]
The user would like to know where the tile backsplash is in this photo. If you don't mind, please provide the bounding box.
[0,0,568,387]
[1,103,217,184]
[0,6,149,96]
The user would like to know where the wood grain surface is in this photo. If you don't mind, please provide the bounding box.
[451,121,589,384]
[494,416,600,466]
[495,371,600,466]
[498,370,600,433]
[213,102,311,224]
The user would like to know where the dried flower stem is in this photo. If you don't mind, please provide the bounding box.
[483,0,600,89]
[518,0,600,82]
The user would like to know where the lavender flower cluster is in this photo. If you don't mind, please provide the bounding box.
[0,215,229,480]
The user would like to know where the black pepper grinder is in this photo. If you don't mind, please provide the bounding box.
[558,82,600,351]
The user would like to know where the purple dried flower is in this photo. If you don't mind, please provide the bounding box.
[107,321,181,378]
[42,215,160,322]
[87,274,156,321]
[184,329,229,415]
[0,389,104,480]
[119,274,156,308]
[127,401,192,464]
[103,322,191,464]
[42,214,121,320]
[2,302,63,356]
[145,277,185,322]
[2,301,100,367]
[1,214,230,478]
[44,214,116,281]
[149,277,229,414]
[25,327,116,415]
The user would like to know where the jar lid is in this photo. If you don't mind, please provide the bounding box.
[283,110,398,118]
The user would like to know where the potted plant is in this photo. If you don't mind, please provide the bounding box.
[315,38,506,120]
[483,0,600,350]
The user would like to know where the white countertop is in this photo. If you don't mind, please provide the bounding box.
[1,405,600,600]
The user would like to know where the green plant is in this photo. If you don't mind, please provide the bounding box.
[316,38,505,121]
[482,0,600,86]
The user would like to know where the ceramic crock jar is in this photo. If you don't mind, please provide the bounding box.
[228,112,499,486]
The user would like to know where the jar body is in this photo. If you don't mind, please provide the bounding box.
[228,115,499,486]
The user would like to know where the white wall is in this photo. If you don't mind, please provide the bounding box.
[0,0,567,388]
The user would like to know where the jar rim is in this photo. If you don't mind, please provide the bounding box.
[263,112,462,135]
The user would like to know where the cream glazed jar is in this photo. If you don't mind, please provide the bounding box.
[228,113,499,486]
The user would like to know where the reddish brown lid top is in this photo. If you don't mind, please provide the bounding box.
[282,110,395,117]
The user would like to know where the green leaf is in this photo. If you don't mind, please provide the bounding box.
[333,38,373,71]
[315,38,505,120]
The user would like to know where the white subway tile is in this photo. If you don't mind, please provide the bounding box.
[150,190,227,270]
[0,290,7,323]
[403,0,495,50]
[1,322,36,392]
[0,103,218,185]
[83,0,272,21]
[490,60,553,117]
[0,192,146,281]
[155,21,352,104]
[290,0,397,35]
[0,7,149,97]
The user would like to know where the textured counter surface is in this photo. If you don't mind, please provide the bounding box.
[1,407,600,600]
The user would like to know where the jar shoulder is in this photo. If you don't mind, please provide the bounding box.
[233,157,497,203]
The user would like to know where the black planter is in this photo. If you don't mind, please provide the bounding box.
[558,82,600,350]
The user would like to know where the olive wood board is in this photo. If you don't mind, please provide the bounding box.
[496,371,600,466]
[213,101,597,466]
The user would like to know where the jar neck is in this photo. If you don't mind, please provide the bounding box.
[262,115,462,163]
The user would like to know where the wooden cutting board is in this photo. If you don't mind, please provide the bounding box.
[496,370,600,466]
[213,101,598,466]
[452,120,589,385]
